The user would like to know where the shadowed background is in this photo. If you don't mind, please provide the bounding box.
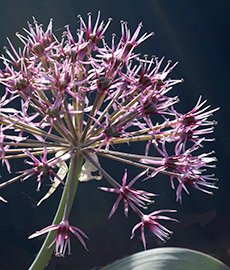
[0,0,229,269]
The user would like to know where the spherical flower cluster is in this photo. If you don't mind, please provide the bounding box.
[0,12,218,267]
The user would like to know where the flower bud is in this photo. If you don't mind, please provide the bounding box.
[57,79,68,91]
[105,125,119,137]
[33,42,44,55]
[142,99,157,115]
[182,115,196,126]
[165,156,179,170]
[14,77,29,90]
[139,75,152,87]
[43,37,52,48]
[97,77,111,92]
[122,42,133,59]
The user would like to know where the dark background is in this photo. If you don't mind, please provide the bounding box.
[0,1,229,269]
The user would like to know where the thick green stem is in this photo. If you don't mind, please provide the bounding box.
[28,154,83,270]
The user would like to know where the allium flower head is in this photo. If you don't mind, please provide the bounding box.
[0,12,219,268]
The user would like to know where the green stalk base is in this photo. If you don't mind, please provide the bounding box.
[28,154,83,270]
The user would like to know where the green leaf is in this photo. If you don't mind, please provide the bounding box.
[101,247,230,270]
